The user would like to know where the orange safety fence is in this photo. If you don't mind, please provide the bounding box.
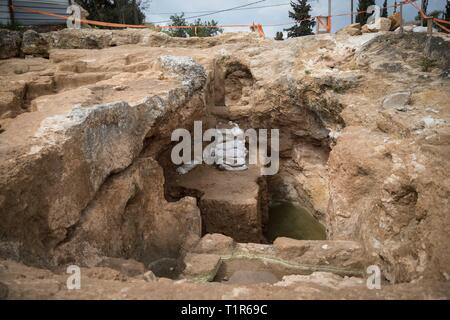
[261,1,418,32]
[407,0,450,32]
[10,5,250,30]
[9,1,450,36]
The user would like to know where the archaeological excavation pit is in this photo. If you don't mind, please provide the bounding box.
[156,55,329,246]
[0,27,449,299]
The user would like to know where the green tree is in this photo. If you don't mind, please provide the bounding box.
[167,13,188,37]
[75,0,148,25]
[381,0,388,18]
[167,14,223,38]
[274,31,284,40]
[394,1,397,14]
[186,19,223,37]
[355,0,375,25]
[445,0,450,21]
[285,0,315,38]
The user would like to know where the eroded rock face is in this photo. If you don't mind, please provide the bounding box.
[327,34,450,283]
[0,29,21,59]
[0,29,449,299]
[53,157,201,267]
[0,50,207,266]
[21,30,49,57]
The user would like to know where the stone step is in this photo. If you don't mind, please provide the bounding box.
[174,165,267,243]
[182,234,368,283]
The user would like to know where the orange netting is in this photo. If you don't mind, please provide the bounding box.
[10,1,449,35]
[407,0,450,32]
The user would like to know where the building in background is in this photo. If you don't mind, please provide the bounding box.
[1,0,70,26]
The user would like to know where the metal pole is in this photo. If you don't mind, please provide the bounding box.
[420,0,424,26]
[351,0,354,24]
[399,1,404,34]
[425,18,433,57]
[8,0,15,25]
[328,0,332,33]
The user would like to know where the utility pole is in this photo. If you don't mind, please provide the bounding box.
[425,17,433,57]
[399,1,404,34]
[132,0,138,24]
[328,0,332,33]
[8,0,15,25]
[420,0,424,26]
[351,0,354,24]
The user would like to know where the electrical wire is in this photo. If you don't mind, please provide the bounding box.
[147,2,291,16]
[149,0,268,23]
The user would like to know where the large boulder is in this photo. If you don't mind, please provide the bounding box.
[388,12,401,31]
[273,238,367,269]
[0,29,21,59]
[0,55,207,266]
[362,17,392,33]
[337,23,362,36]
[21,30,49,57]
[44,29,112,49]
[192,233,235,256]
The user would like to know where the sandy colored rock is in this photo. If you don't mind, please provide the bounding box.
[21,30,49,57]
[337,23,362,36]
[382,91,411,109]
[193,233,235,255]
[172,165,267,243]
[228,270,278,284]
[388,12,401,31]
[275,272,365,288]
[1,258,449,299]
[0,29,21,59]
[0,49,206,266]
[367,17,392,32]
[273,238,367,270]
[183,253,222,282]
[143,270,157,282]
[53,157,202,268]
[0,29,448,299]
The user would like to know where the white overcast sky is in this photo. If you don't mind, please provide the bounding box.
[144,0,447,37]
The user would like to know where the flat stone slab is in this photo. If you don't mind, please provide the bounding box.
[192,233,235,256]
[182,253,222,282]
[175,164,267,242]
[382,91,411,109]
[273,237,367,269]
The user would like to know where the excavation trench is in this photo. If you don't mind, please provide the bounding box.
[158,149,326,245]
[2,32,450,294]
[149,58,336,281]
[0,52,352,284]
[162,57,328,243]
